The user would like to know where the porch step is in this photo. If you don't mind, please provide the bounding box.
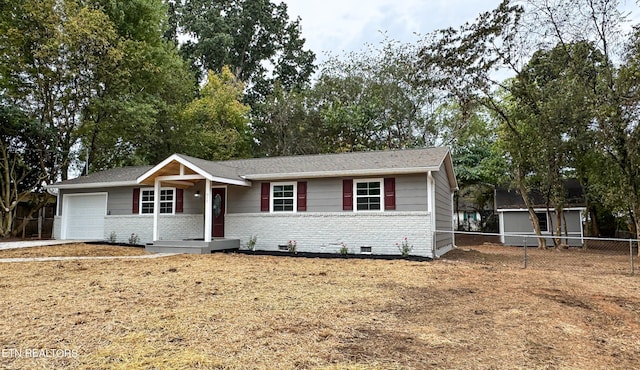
[145,239,240,254]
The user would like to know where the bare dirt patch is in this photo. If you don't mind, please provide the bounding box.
[0,243,148,258]
[0,244,638,369]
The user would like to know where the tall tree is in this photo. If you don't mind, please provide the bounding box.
[0,104,54,237]
[313,38,444,152]
[177,0,316,102]
[0,0,122,180]
[79,0,196,170]
[251,83,324,156]
[591,24,640,246]
[180,66,252,160]
[418,0,629,247]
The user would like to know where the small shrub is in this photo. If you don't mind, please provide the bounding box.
[128,233,140,245]
[339,242,349,255]
[246,235,257,251]
[396,237,413,257]
[108,231,117,244]
[287,240,297,253]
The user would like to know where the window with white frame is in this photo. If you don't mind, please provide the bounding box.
[355,179,383,211]
[271,183,296,212]
[140,188,175,214]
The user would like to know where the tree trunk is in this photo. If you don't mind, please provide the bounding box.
[562,210,569,246]
[634,205,640,257]
[555,206,563,248]
[10,195,51,238]
[517,181,547,249]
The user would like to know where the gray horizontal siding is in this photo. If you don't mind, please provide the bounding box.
[227,174,428,214]
[59,184,204,216]
[434,165,454,249]
[501,210,582,234]
[500,209,584,246]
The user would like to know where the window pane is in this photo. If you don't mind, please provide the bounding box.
[355,181,382,211]
[141,203,153,214]
[369,198,381,210]
[142,191,153,202]
[160,201,173,214]
[272,184,295,212]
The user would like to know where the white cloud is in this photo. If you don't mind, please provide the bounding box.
[282,0,504,62]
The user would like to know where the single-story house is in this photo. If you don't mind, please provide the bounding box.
[496,179,586,246]
[48,147,458,258]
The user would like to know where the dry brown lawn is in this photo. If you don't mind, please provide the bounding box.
[0,243,639,369]
[0,243,148,258]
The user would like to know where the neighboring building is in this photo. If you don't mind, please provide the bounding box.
[47,148,458,258]
[495,179,586,246]
[454,184,495,232]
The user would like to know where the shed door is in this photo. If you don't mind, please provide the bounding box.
[63,194,107,240]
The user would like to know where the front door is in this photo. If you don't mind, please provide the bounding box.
[212,188,225,238]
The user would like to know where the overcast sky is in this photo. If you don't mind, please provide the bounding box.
[282,0,639,66]
[282,0,504,63]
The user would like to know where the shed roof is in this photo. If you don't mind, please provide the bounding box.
[495,179,586,210]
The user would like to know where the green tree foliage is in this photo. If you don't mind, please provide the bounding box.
[313,39,443,152]
[79,0,196,170]
[419,0,632,247]
[0,104,54,237]
[0,0,196,179]
[251,84,324,156]
[0,0,122,180]
[177,0,316,102]
[181,67,251,160]
[590,24,640,243]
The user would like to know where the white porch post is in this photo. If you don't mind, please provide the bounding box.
[204,179,212,242]
[153,178,160,241]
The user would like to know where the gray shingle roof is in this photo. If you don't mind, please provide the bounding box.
[495,179,586,209]
[223,147,450,178]
[52,165,153,186]
[52,147,452,188]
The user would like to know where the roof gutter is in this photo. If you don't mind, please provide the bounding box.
[44,181,139,190]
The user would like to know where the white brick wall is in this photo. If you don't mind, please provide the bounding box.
[53,216,61,240]
[103,215,204,244]
[226,212,435,257]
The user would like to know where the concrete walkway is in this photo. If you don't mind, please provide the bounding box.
[0,253,178,263]
[0,239,178,263]
[0,239,90,250]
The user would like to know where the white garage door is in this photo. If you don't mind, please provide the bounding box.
[63,193,107,240]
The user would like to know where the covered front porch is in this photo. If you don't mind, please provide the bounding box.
[135,154,251,254]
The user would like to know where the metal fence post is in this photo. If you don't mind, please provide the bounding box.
[523,237,528,269]
[631,239,635,276]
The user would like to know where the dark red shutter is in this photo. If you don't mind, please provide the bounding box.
[297,181,307,211]
[343,179,353,211]
[176,188,184,213]
[260,182,270,212]
[384,178,396,210]
[132,188,140,214]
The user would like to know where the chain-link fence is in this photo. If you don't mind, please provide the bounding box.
[438,230,638,276]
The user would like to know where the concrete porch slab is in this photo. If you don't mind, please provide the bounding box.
[146,239,240,254]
